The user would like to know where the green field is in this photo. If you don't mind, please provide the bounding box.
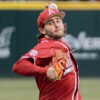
[0,78,100,100]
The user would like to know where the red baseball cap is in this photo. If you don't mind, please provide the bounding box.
[37,4,65,28]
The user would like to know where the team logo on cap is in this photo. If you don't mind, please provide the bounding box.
[48,9,56,16]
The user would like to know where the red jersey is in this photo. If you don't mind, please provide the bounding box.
[13,38,81,100]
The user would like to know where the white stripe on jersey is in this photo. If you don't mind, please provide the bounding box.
[21,56,36,65]
[63,67,74,75]
[55,41,69,51]
[21,56,29,59]
[72,71,77,100]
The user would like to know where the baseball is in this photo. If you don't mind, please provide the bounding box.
[47,67,58,80]
[48,3,58,10]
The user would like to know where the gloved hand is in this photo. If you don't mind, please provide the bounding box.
[46,50,67,80]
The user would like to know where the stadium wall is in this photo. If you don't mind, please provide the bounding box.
[0,1,100,77]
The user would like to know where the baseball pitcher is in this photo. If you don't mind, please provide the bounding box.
[13,3,81,100]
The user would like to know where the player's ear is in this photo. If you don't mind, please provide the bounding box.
[39,27,46,35]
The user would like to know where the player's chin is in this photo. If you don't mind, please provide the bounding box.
[55,32,64,37]
[54,34,63,40]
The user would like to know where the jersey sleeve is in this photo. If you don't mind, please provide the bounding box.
[12,49,50,76]
[12,58,48,76]
[12,40,67,77]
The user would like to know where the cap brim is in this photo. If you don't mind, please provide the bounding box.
[57,11,65,19]
[45,11,65,24]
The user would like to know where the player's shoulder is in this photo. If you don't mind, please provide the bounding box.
[34,38,69,51]
[33,39,55,50]
[23,40,53,58]
[21,39,69,59]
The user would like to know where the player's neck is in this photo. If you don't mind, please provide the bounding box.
[44,35,63,41]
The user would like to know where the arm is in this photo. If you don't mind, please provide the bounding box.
[12,58,48,76]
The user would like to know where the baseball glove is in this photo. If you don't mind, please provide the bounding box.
[46,50,67,80]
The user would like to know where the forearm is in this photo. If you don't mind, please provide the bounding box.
[12,59,48,76]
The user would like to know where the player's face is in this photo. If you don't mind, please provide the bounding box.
[43,16,65,40]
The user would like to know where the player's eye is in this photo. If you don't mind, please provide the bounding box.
[56,18,62,23]
[47,21,53,25]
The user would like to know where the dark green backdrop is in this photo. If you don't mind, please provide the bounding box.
[0,10,100,77]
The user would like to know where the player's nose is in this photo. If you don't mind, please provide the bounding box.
[54,22,59,28]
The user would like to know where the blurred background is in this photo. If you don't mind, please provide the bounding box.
[0,0,100,100]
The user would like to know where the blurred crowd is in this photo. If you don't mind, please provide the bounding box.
[0,0,100,1]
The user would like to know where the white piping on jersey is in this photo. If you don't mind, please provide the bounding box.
[33,57,36,66]
[76,76,80,100]
[55,41,69,52]
[50,48,55,56]
[40,40,48,43]
[63,67,74,75]
[72,71,77,100]
[21,56,29,59]
[21,56,36,65]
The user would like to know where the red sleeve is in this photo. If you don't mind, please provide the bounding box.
[12,58,48,76]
